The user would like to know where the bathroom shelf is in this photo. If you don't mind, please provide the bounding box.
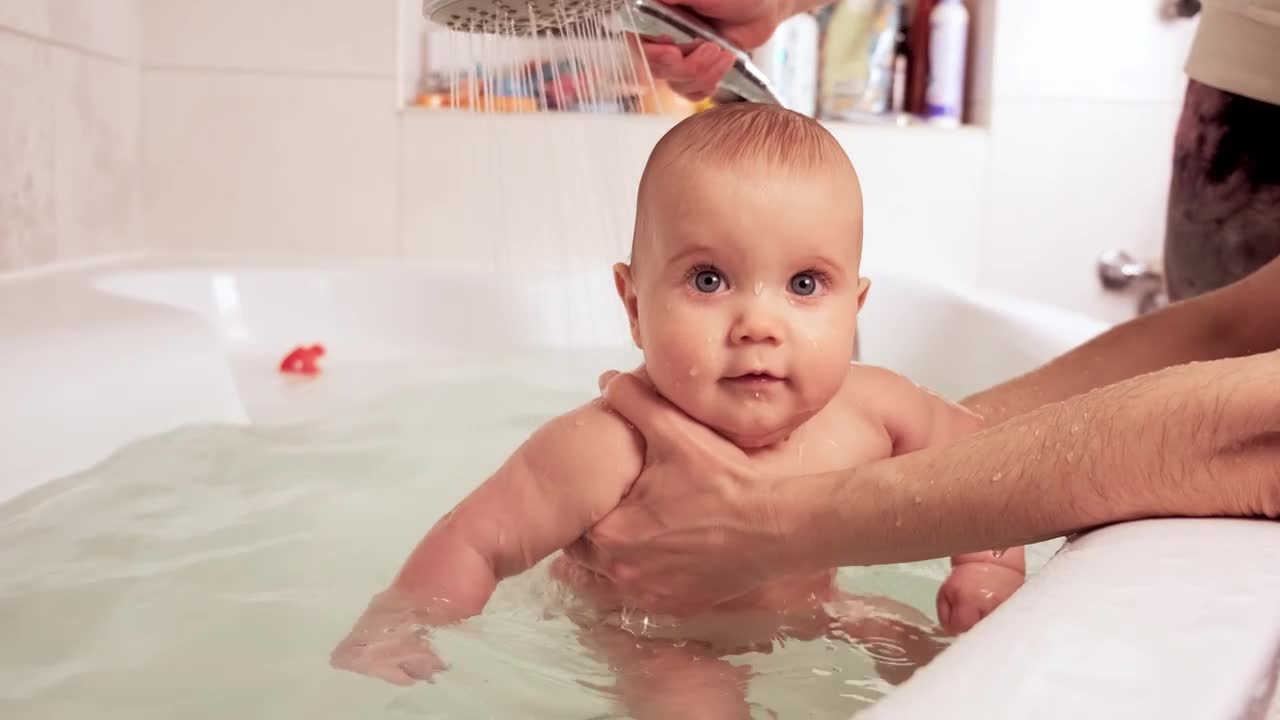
[402,105,988,133]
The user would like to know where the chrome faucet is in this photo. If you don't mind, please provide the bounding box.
[1097,249,1168,315]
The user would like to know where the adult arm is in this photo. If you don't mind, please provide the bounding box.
[572,353,1280,614]
[965,255,1280,424]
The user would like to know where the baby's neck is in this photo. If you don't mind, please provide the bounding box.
[722,424,802,454]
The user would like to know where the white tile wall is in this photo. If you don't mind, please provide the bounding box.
[990,0,1198,104]
[3,0,1208,326]
[0,2,139,273]
[397,111,989,284]
[829,123,988,286]
[0,1,138,59]
[978,0,1197,323]
[0,30,57,271]
[0,0,49,38]
[981,98,1182,320]
[48,0,139,61]
[141,0,397,75]
[399,111,669,270]
[140,71,400,257]
[53,48,139,259]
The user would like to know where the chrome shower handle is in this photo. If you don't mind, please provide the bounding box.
[609,0,781,104]
[1098,249,1168,315]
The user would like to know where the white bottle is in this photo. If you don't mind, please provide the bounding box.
[924,0,968,126]
[752,13,820,117]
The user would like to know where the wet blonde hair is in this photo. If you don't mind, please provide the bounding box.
[631,103,856,266]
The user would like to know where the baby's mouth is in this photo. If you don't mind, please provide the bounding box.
[722,372,785,385]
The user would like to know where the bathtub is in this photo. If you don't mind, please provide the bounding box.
[1,256,1277,719]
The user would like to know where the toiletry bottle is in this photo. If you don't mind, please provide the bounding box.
[820,0,875,119]
[820,0,902,120]
[890,2,909,114]
[753,12,820,116]
[905,0,937,114]
[924,0,968,125]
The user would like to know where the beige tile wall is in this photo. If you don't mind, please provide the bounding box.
[136,0,401,259]
[979,0,1199,322]
[3,1,1204,326]
[0,0,141,273]
[136,1,987,283]
[141,71,399,257]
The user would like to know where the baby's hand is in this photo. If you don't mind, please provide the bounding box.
[936,548,1026,635]
[330,590,452,686]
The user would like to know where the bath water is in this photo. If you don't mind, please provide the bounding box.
[0,365,957,719]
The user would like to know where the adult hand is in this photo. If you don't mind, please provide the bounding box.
[639,0,793,100]
[565,369,798,614]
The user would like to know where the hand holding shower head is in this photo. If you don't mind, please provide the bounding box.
[422,0,781,105]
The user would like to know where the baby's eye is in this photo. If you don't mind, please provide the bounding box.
[692,269,724,293]
[789,272,820,296]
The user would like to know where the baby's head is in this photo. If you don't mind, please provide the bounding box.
[615,103,869,448]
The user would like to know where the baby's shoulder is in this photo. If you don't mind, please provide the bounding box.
[836,362,933,407]
[829,362,952,432]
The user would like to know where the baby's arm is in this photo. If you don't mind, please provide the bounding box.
[391,397,643,609]
[852,365,1026,634]
[331,398,643,684]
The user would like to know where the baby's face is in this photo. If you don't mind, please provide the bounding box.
[616,161,868,448]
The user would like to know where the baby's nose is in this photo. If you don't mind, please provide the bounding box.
[731,309,782,345]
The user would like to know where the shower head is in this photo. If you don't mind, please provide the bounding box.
[421,0,781,105]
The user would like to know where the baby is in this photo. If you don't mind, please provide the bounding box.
[331,103,1025,715]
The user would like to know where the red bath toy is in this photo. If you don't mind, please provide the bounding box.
[279,344,326,375]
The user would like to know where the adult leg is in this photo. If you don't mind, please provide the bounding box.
[1164,79,1280,300]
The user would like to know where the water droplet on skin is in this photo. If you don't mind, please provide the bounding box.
[1070,424,1081,433]
[688,367,699,377]
[894,517,903,528]
[992,548,1006,558]
[754,281,764,296]
[1066,451,1075,462]
[990,472,1003,483]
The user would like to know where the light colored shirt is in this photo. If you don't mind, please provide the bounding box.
[1185,0,1280,105]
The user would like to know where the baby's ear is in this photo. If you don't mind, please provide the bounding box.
[613,263,643,348]
[855,276,871,311]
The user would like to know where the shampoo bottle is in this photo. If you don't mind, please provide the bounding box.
[924,0,968,125]
[753,12,820,117]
